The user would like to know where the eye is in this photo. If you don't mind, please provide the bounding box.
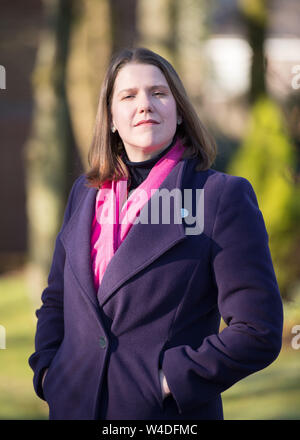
[153,91,165,96]
[122,95,135,100]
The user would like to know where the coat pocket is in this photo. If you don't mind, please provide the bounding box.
[42,343,63,401]
[156,347,179,414]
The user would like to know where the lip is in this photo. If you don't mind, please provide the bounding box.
[134,119,160,126]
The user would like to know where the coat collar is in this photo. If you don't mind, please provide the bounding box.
[61,158,192,309]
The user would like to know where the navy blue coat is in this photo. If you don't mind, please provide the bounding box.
[28,157,283,420]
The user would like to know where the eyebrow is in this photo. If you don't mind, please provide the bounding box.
[117,85,170,96]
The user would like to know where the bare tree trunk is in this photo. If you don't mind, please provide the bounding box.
[24,0,79,303]
[108,0,139,54]
[238,0,268,102]
[166,0,180,68]
[66,0,111,169]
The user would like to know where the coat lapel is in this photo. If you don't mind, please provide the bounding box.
[97,158,188,306]
[60,184,99,307]
[61,158,190,309]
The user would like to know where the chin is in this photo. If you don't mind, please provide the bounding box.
[134,134,172,150]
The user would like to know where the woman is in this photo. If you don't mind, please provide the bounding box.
[29,47,283,420]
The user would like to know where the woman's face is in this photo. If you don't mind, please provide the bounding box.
[110,63,179,161]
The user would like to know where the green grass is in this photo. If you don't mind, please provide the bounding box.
[0,269,48,419]
[0,269,299,419]
[222,348,300,419]
[221,292,300,419]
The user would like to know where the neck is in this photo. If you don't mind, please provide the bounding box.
[124,140,175,163]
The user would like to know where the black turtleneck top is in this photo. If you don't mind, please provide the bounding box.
[122,137,176,192]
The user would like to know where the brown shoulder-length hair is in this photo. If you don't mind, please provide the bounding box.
[85,47,217,188]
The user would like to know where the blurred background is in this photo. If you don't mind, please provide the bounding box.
[0,0,300,419]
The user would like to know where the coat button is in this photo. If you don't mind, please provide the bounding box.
[99,336,107,349]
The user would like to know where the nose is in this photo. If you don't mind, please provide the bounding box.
[137,92,153,113]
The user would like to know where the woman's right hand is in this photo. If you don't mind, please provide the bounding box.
[159,369,171,399]
[42,368,49,389]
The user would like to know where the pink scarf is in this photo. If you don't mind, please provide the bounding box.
[90,138,185,291]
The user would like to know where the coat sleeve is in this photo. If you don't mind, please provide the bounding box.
[161,175,284,414]
[28,175,85,400]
